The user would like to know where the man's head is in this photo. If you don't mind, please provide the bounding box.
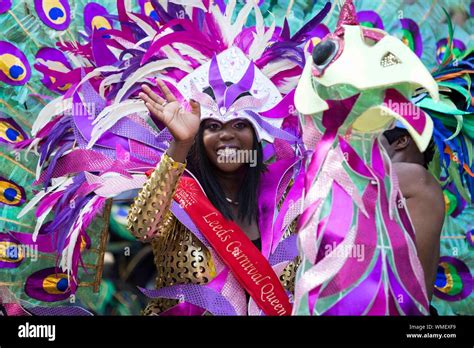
[382,127,435,167]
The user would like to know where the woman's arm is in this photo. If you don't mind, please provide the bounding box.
[128,80,200,241]
[127,152,185,241]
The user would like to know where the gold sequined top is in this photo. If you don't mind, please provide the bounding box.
[128,153,299,315]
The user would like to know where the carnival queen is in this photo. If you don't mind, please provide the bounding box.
[127,47,304,316]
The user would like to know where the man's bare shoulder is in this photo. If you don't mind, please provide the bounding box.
[393,162,428,179]
[393,162,430,195]
[393,162,444,209]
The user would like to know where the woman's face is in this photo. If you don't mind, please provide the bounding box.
[202,118,255,173]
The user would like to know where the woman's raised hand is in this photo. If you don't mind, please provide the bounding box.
[139,79,201,144]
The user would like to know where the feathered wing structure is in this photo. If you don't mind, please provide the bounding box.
[414,43,474,314]
[1,0,334,315]
[420,51,474,204]
[0,0,118,313]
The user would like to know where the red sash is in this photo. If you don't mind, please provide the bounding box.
[173,176,293,316]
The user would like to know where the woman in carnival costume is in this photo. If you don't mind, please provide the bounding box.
[129,51,298,316]
[126,1,335,316]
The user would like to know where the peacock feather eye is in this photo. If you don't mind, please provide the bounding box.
[357,11,384,30]
[84,2,113,35]
[434,256,472,302]
[0,117,28,144]
[34,47,72,93]
[34,0,71,31]
[25,268,72,302]
[399,18,422,58]
[0,234,24,268]
[79,233,91,252]
[0,41,31,85]
[139,0,160,23]
[436,38,466,64]
[0,176,26,206]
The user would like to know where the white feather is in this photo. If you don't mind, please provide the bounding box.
[26,138,40,153]
[184,5,193,18]
[172,43,209,65]
[60,196,99,274]
[111,35,138,50]
[25,138,41,159]
[99,73,123,98]
[134,36,152,50]
[17,189,47,219]
[67,53,89,70]
[35,153,42,180]
[72,65,122,98]
[225,0,236,19]
[262,60,298,79]
[248,20,275,60]
[229,1,253,45]
[31,180,73,239]
[32,206,52,242]
[254,2,264,37]
[161,46,184,65]
[32,66,114,136]
[108,46,124,60]
[35,58,70,73]
[87,100,149,148]
[85,172,148,197]
[32,97,72,136]
[127,12,157,37]
[211,0,253,46]
[92,99,145,125]
[248,5,276,60]
[276,75,300,95]
[115,59,192,103]
[17,176,72,218]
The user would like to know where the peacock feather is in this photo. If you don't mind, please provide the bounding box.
[0,0,118,314]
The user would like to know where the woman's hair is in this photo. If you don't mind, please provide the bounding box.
[186,125,266,224]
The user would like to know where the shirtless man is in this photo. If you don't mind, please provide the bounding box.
[381,126,445,304]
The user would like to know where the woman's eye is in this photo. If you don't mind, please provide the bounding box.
[233,122,247,130]
[206,122,221,131]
